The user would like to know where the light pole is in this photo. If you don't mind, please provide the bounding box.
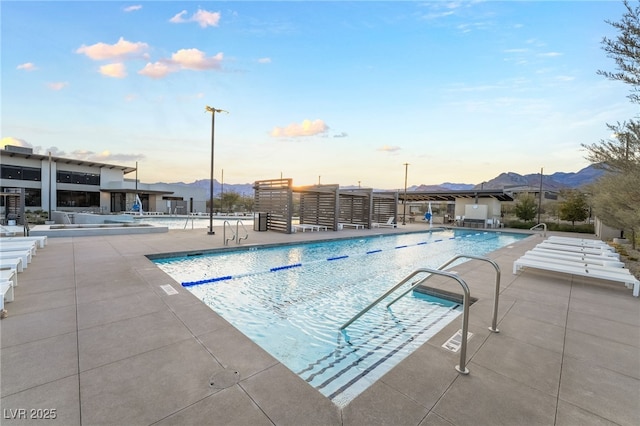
[537,167,543,225]
[402,163,409,225]
[205,105,228,235]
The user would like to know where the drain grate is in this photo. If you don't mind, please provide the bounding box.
[442,329,473,353]
[209,369,240,389]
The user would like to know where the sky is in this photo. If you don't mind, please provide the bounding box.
[2,0,638,189]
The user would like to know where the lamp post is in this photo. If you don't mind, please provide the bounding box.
[537,167,543,225]
[205,106,228,235]
[402,163,409,225]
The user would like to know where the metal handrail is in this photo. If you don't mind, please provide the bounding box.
[223,220,236,245]
[339,268,472,374]
[183,213,195,230]
[223,220,248,245]
[530,222,547,237]
[236,220,249,244]
[386,255,501,333]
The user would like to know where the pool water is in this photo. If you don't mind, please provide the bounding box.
[154,230,526,406]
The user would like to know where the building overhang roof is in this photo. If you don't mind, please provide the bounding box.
[100,188,173,195]
[399,190,514,202]
[0,149,137,174]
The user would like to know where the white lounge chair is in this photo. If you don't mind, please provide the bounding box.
[1,241,38,256]
[536,242,620,259]
[2,236,47,248]
[0,269,17,288]
[524,250,625,268]
[0,257,23,273]
[1,279,14,314]
[543,237,614,251]
[292,224,315,233]
[339,223,365,230]
[518,253,627,273]
[0,250,32,266]
[373,217,397,228]
[513,256,639,297]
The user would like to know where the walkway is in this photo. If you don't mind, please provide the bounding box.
[1,226,638,425]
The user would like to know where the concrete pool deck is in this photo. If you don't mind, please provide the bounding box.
[1,225,638,425]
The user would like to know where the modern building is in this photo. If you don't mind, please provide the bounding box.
[1,145,210,224]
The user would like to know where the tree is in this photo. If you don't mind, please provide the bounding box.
[583,120,640,172]
[221,191,241,212]
[584,0,640,248]
[514,193,537,222]
[558,190,589,227]
[598,0,640,103]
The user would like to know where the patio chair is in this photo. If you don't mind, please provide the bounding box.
[373,217,397,228]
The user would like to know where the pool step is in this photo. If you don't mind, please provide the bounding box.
[298,301,462,406]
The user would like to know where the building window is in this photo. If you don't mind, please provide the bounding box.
[57,190,100,208]
[25,188,41,207]
[57,170,100,186]
[1,165,41,181]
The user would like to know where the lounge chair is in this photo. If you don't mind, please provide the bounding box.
[0,269,17,288]
[518,253,626,272]
[1,241,38,256]
[536,242,620,258]
[513,256,639,297]
[0,250,32,267]
[543,237,614,251]
[339,223,365,230]
[1,279,14,318]
[2,236,47,248]
[524,249,625,268]
[373,217,397,228]
[0,257,23,273]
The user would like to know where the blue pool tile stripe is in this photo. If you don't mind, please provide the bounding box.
[366,249,382,254]
[182,275,233,287]
[394,245,408,249]
[327,255,349,261]
[270,263,303,272]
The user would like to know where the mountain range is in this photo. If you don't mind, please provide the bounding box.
[158,164,604,196]
[411,164,604,192]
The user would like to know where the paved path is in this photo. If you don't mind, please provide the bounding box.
[1,226,638,425]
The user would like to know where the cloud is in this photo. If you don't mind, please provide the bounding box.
[333,132,348,138]
[1,137,29,148]
[17,62,37,71]
[100,63,127,78]
[76,37,149,61]
[138,61,172,79]
[377,145,401,152]
[1,138,67,156]
[270,119,329,138]
[258,57,272,64]
[1,138,141,162]
[539,52,562,57]
[170,9,220,28]
[124,5,142,12]
[138,49,223,78]
[47,82,68,91]
[70,149,145,163]
[172,49,223,70]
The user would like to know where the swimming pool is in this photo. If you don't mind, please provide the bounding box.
[153,229,527,406]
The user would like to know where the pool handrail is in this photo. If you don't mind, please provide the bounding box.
[224,220,249,245]
[183,214,195,230]
[530,222,547,237]
[386,254,502,333]
[339,267,472,374]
